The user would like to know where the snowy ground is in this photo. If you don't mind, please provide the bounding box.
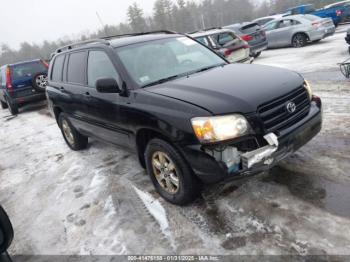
[0,25,350,256]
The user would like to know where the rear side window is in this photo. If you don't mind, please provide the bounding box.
[51,55,65,82]
[195,36,209,46]
[10,61,46,81]
[87,51,119,87]
[240,23,260,34]
[67,52,86,85]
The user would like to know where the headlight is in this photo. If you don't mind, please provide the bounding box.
[303,80,312,99]
[191,114,250,143]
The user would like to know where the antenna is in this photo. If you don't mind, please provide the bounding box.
[96,11,109,37]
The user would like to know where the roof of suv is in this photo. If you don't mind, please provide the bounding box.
[1,59,42,68]
[54,31,183,55]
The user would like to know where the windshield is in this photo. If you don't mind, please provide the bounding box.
[115,37,225,87]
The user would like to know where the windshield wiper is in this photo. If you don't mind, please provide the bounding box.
[142,74,183,88]
[191,63,226,74]
[141,63,226,88]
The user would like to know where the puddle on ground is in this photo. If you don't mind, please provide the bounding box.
[265,166,350,218]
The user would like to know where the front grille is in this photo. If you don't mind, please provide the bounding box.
[257,86,311,133]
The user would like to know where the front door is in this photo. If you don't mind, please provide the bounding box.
[85,49,131,148]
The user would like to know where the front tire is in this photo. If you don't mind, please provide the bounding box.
[58,113,88,151]
[145,138,201,205]
[292,33,307,48]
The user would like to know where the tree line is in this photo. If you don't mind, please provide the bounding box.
[0,0,341,65]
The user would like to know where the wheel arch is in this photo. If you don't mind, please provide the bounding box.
[135,128,173,168]
[53,106,63,124]
[291,31,309,44]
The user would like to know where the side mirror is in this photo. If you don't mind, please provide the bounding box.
[0,206,13,254]
[96,78,121,93]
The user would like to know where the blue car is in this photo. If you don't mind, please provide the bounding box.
[0,59,48,115]
[286,4,345,26]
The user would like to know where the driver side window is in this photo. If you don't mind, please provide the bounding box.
[87,50,119,87]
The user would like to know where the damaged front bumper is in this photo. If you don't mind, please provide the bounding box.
[180,101,322,184]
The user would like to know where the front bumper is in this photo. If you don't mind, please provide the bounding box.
[180,100,322,184]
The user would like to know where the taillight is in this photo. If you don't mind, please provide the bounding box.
[5,67,13,93]
[224,49,233,56]
[312,22,320,28]
[336,10,342,16]
[41,60,49,69]
[241,35,253,41]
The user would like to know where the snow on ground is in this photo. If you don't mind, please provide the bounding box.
[0,25,350,256]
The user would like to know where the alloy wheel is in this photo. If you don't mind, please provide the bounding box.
[151,151,180,194]
[62,119,74,145]
[36,75,48,89]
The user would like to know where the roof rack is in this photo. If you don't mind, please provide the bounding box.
[55,39,110,54]
[54,30,177,55]
[101,30,177,40]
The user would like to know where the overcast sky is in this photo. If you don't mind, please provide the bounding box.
[0,0,156,49]
[1,0,263,49]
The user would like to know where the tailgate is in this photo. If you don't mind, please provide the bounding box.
[240,23,266,44]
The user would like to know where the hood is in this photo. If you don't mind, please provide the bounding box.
[145,64,304,115]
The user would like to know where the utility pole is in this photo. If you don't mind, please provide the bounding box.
[201,14,206,29]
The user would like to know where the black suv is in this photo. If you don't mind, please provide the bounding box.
[0,59,48,115]
[46,31,322,205]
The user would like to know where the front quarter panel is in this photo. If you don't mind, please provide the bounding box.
[129,89,211,146]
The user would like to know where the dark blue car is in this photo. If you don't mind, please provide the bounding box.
[286,4,345,26]
[0,59,48,115]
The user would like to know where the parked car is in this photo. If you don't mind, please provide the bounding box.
[46,31,322,205]
[263,15,335,48]
[252,14,285,26]
[346,28,350,53]
[0,205,13,262]
[286,4,344,26]
[224,22,268,58]
[189,28,253,64]
[0,59,48,115]
[324,1,350,22]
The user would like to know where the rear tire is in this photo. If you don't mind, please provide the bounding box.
[7,99,18,115]
[292,33,307,48]
[0,100,8,109]
[58,113,88,151]
[145,138,201,205]
[253,51,261,58]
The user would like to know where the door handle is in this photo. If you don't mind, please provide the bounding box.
[59,86,64,91]
[85,92,90,96]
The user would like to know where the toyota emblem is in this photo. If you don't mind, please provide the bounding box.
[286,102,296,114]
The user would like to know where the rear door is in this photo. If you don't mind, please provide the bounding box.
[61,51,91,132]
[264,20,280,47]
[85,49,131,148]
[265,20,294,47]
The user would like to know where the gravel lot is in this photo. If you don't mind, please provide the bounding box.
[1,25,350,256]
